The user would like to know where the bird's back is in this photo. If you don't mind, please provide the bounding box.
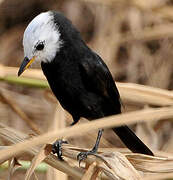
[41,43,121,121]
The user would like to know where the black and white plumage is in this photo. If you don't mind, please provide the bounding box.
[18,11,154,158]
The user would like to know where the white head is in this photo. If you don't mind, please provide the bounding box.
[23,11,62,63]
[18,11,83,76]
[18,11,63,76]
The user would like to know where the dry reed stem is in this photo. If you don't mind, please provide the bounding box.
[155,6,173,20]
[126,154,173,173]
[0,65,172,106]
[1,123,173,180]
[63,146,173,174]
[80,0,161,8]
[118,82,173,99]
[1,123,139,180]
[143,172,173,180]
[118,83,173,106]
[0,106,173,164]
[80,0,173,19]
[120,24,173,44]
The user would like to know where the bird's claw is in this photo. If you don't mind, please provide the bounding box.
[52,140,68,160]
[77,151,96,167]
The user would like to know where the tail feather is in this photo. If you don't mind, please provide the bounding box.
[112,125,154,156]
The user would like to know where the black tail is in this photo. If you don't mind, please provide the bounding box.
[112,125,154,156]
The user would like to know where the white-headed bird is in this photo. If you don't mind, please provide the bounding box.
[18,11,153,162]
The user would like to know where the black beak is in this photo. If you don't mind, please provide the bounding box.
[18,56,36,76]
[18,57,30,76]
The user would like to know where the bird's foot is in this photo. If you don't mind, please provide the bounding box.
[77,149,97,166]
[52,140,68,160]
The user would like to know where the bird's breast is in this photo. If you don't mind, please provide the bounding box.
[41,61,84,109]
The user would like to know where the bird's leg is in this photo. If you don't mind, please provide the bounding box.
[77,129,103,165]
[52,139,68,160]
[52,116,79,160]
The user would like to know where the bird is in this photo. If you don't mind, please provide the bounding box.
[18,11,154,162]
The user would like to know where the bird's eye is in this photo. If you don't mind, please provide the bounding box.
[36,42,44,51]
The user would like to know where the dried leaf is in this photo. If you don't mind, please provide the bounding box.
[127,154,173,173]
[25,144,51,180]
[96,152,141,180]
[143,172,173,180]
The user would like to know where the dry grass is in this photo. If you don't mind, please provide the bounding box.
[0,0,173,179]
[0,107,173,180]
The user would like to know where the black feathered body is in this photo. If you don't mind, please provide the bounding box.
[41,11,153,156]
[41,41,121,121]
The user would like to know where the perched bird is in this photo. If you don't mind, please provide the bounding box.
[18,11,154,161]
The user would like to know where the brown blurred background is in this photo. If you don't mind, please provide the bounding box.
[0,0,173,179]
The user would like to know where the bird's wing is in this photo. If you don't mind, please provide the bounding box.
[79,52,154,156]
[79,52,121,108]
